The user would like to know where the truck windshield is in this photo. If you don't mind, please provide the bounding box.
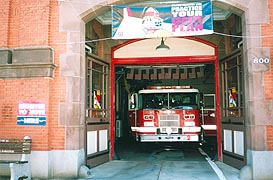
[139,92,199,110]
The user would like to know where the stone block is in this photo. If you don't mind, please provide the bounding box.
[0,49,12,64]
[247,150,273,180]
[0,47,56,79]
[13,47,53,64]
[10,162,31,180]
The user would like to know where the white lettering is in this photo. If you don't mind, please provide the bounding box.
[19,103,45,109]
[264,58,270,63]
[171,3,202,17]
[29,110,45,116]
[253,57,270,64]
[18,109,28,116]
[24,118,39,124]
[253,58,258,63]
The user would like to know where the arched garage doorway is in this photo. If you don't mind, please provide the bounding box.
[110,37,220,160]
[80,0,256,172]
[57,0,271,178]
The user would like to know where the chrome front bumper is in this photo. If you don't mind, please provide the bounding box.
[138,134,199,142]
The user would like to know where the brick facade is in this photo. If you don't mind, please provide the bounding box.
[8,0,50,47]
[0,1,10,47]
[0,0,66,151]
[262,0,273,100]
[262,0,273,150]
[267,126,273,150]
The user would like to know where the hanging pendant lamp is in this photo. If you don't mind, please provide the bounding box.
[156,37,170,50]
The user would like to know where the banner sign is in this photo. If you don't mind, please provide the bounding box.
[112,1,213,39]
[17,101,46,126]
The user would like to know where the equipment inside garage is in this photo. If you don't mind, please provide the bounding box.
[114,64,218,159]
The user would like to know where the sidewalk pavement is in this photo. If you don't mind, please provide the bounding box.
[47,160,241,180]
[215,161,241,180]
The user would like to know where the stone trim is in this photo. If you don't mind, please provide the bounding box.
[0,63,57,79]
[0,47,56,79]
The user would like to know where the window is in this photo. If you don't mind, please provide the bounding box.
[203,94,215,110]
[220,50,244,122]
[138,92,199,110]
[86,57,109,120]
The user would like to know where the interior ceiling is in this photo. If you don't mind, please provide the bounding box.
[96,0,231,25]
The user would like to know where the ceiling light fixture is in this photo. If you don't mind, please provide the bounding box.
[156,37,170,50]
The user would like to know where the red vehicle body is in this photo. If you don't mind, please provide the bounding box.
[201,94,217,137]
[128,86,204,142]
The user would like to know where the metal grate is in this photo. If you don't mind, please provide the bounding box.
[159,114,180,127]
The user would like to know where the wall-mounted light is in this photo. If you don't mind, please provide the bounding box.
[85,45,92,54]
[156,37,170,50]
[57,0,65,5]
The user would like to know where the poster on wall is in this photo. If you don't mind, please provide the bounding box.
[93,90,102,109]
[112,1,213,39]
[17,101,46,126]
[228,87,237,108]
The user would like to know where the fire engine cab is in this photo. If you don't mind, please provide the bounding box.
[128,86,203,142]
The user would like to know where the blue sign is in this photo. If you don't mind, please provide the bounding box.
[17,116,46,126]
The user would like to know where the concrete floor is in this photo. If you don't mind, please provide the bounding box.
[1,137,240,180]
[86,160,219,180]
[81,140,240,180]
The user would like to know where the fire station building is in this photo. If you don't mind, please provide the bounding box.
[0,0,272,179]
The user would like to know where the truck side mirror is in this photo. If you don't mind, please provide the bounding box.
[129,93,138,110]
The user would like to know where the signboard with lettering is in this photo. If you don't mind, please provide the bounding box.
[17,101,46,126]
[112,1,213,39]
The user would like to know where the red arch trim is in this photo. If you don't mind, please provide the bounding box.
[110,37,221,161]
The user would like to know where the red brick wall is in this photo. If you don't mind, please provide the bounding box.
[0,79,51,150]
[0,1,10,47]
[262,0,273,100]
[7,0,51,47]
[267,126,273,150]
[262,0,273,150]
[0,0,67,151]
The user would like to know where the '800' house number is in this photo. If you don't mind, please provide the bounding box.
[253,58,270,64]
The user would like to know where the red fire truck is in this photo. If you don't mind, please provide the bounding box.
[128,86,205,142]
